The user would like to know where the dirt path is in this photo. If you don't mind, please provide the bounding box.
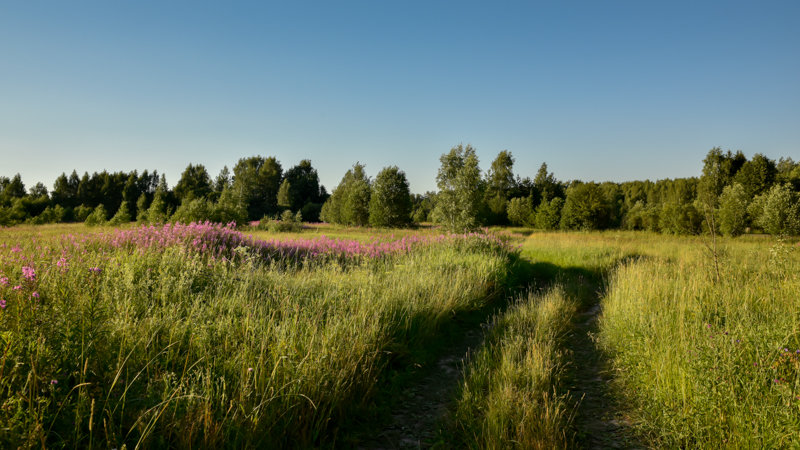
[355,326,485,449]
[569,300,642,449]
[353,255,644,449]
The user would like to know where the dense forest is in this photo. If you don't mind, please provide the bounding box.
[2,147,800,236]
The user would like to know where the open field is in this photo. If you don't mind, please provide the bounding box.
[1,223,798,448]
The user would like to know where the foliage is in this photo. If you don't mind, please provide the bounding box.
[484,151,516,224]
[170,198,214,224]
[750,183,800,235]
[277,179,292,209]
[174,163,212,201]
[107,201,132,226]
[321,163,371,226]
[506,196,533,226]
[659,201,702,235]
[533,197,563,230]
[432,144,484,232]
[84,204,108,226]
[369,166,412,227]
[559,182,610,231]
[718,183,749,237]
[144,187,170,224]
[283,159,323,212]
[232,156,282,220]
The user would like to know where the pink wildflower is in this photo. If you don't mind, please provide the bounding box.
[21,266,36,281]
[0,298,6,309]
[0,276,8,286]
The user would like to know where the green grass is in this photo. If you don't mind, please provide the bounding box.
[449,286,578,449]
[0,224,513,448]
[3,223,798,448]
[598,235,800,447]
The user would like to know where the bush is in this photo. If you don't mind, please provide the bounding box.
[84,204,108,226]
[108,202,133,226]
[74,204,94,222]
[258,210,303,232]
[171,198,214,224]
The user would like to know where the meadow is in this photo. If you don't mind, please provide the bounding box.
[1,222,798,448]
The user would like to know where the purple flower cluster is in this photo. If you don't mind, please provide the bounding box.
[93,222,513,263]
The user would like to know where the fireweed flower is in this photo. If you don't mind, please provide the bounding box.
[21,266,36,281]
[0,276,8,286]
[31,291,40,299]
[0,298,6,309]
[13,285,22,291]
[88,267,102,275]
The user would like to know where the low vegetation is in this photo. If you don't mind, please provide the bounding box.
[0,223,513,447]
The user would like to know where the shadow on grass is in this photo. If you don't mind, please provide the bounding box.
[334,255,541,448]
[335,253,650,449]
[519,255,647,449]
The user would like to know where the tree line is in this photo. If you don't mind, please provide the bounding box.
[2,146,799,236]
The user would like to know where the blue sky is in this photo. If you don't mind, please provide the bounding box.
[1,1,798,194]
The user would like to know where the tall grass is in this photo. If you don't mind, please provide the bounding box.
[598,236,800,447]
[450,286,578,448]
[0,224,513,448]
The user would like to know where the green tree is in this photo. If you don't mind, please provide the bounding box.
[533,163,561,203]
[733,153,777,198]
[533,197,564,230]
[283,160,322,211]
[718,183,749,237]
[85,204,108,226]
[136,193,150,222]
[369,166,412,227]
[342,163,371,226]
[484,150,515,224]
[174,164,212,202]
[559,182,611,231]
[232,156,283,220]
[697,148,746,208]
[214,185,248,225]
[108,201,132,226]
[171,198,214,224]
[432,144,484,232]
[750,184,800,235]
[277,179,292,210]
[145,186,169,224]
[506,197,533,226]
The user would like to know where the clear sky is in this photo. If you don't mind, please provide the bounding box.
[1,1,799,194]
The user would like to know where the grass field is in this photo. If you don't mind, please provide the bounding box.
[1,223,798,448]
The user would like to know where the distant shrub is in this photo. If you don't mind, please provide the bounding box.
[258,210,303,232]
[171,198,214,224]
[74,204,94,222]
[85,204,109,226]
[108,202,133,226]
